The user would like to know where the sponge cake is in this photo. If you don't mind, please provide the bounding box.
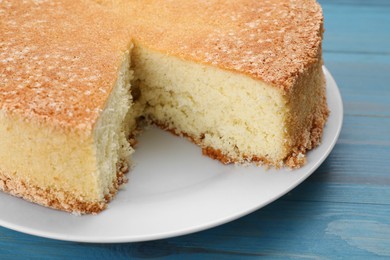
[0,0,328,214]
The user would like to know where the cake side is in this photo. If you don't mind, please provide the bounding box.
[282,18,328,167]
[0,166,128,214]
[0,111,101,213]
[284,60,329,167]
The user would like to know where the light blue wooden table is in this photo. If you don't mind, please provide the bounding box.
[1,0,389,258]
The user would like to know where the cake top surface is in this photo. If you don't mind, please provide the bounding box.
[0,0,131,133]
[0,0,323,133]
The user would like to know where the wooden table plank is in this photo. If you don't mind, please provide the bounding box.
[320,1,390,53]
[163,201,390,258]
[324,58,390,117]
[320,0,390,7]
[339,116,390,145]
[2,199,389,258]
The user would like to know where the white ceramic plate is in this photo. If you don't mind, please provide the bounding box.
[0,67,343,243]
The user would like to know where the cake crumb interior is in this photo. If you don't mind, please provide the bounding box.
[130,45,291,165]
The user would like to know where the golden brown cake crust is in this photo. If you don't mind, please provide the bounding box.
[0,165,128,214]
[0,0,131,135]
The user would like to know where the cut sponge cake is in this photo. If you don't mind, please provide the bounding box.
[0,0,329,214]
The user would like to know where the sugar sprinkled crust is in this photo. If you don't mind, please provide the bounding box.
[0,0,131,134]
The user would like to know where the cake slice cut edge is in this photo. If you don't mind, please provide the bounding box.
[131,44,329,168]
[0,50,136,214]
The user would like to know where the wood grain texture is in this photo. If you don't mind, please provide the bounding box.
[1,0,390,259]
